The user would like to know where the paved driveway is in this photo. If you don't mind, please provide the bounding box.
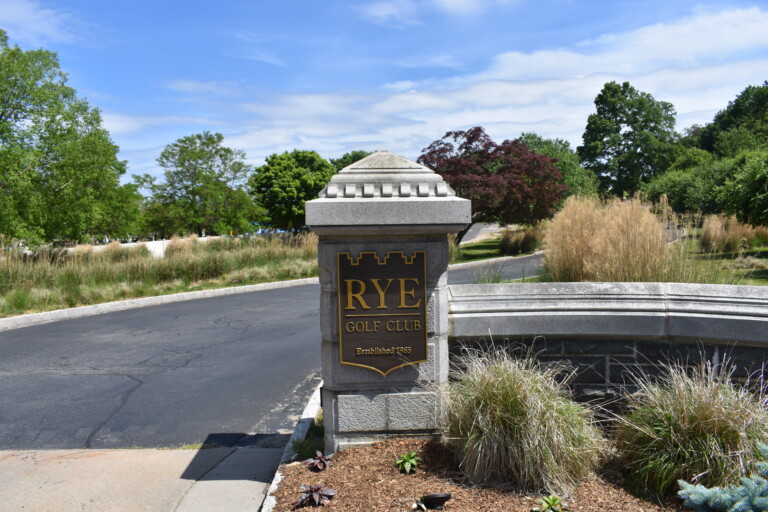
[0,285,322,449]
[0,254,543,450]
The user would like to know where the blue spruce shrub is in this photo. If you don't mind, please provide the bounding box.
[678,444,768,512]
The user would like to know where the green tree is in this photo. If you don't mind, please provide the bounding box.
[720,149,768,226]
[330,150,372,172]
[144,132,260,236]
[250,149,336,231]
[700,81,768,154]
[643,156,738,214]
[666,146,715,173]
[578,81,678,196]
[519,132,599,201]
[0,29,129,243]
[91,183,144,241]
[712,126,765,158]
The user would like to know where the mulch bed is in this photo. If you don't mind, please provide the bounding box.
[268,438,688,512]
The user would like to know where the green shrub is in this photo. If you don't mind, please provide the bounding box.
[614,361,768,498]
[1,288,31,314]
[442,347,604,494]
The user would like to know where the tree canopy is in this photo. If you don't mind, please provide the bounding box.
[138,131,260,237]
[0,29,131,243]
[250,149,336,231]
[699,81,768,155]
[720,149,768,226]
[418,126,566,233]
[519,132,599,201]
[330,150,372,172]
[578,81,677,197]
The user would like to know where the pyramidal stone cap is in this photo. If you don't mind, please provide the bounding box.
[305,151,471,234]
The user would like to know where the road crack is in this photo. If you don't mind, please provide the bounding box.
[81,374,143,448]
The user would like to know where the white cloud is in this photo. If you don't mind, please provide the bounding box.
[238,51,287,67]
[359,0,518,26]
[478,7,768,82]
[382,80,420,92]
[580,7,768,59]
[0,0,82,45]
[164,80,242,97]
[103,113,221,137]
[430,0,517,16]
[358,0,421,27]
[117,6,768,177]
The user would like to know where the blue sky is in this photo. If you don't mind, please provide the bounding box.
[1,0,767,182]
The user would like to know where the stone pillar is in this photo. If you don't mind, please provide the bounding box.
[306,151,470,452]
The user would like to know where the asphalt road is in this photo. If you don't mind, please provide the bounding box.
[0,254,543,450]
[0,285,323,450]
[448,252,544,285]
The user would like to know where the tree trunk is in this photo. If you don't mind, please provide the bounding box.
[454,223,473,245]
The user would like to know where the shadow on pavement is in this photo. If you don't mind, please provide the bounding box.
[180,432,290,481]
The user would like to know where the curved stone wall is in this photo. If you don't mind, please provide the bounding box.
[448,282,768,400]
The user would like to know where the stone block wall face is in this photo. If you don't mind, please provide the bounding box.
[318,235,451,451]
[450,336,768,405]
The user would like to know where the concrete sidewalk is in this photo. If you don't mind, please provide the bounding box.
[0,447,280,511]
[0,387,322,512]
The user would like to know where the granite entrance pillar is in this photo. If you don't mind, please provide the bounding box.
[305,151,470,452]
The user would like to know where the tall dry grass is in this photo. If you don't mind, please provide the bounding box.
[614,360,768,497]
[0,233,318,316]
[542,196,720,283]
[701,214,768,253]
[499,225,544,255]
[442,346,605,494]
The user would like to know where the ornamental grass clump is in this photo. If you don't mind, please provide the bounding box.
[499,226,543,255]
[442,348,605,494]
[701,214,762,253]
[542,196,723,283]
[614,360,768,498]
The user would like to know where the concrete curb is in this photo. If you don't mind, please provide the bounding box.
[260,383,323,512]
[0,277,320,332]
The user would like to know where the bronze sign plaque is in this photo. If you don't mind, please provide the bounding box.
[337,251,427,375]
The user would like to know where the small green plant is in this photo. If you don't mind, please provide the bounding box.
[292,410,325,459]
[395,451,422,474]
[678,444,768,512]
[292,438,324,460]
[295,485,336,507]
[302,450,333,471]
[474,265,504,283]
[531,494,570,512]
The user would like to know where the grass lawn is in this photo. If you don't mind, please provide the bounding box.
[452,237,504,263]
[690,245,768,286]
[0,235,319,318]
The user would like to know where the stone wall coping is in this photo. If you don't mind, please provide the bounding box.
[449,282,768,344]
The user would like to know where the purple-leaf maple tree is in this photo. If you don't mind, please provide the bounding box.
[418,126,567,239]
